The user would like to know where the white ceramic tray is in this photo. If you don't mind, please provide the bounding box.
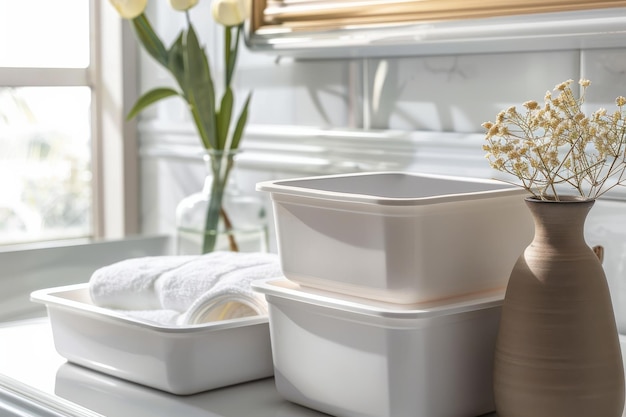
[31,283,274,395]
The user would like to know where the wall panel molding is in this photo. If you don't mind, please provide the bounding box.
[138,121,491,177]
[139,121,626,201]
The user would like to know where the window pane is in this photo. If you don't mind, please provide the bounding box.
[0,87,92,245]
[0,0,89,68]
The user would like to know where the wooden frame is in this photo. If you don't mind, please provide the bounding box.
[246,0,626,58]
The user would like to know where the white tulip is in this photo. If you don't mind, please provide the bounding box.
[169,0,199,11]
[109,0,147,19]
[212,0,250,26]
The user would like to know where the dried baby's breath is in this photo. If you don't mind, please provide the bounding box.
[483,79,626,200]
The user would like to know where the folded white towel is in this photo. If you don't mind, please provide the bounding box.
[89,255,197,310]
[88,251,282,326]
[155,251,279,312]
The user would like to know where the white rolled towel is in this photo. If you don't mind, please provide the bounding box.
[179,261,279,324]
[88,251,282,325]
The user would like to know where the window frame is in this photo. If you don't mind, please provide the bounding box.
[92,0,140,240]
[0,1,139,247]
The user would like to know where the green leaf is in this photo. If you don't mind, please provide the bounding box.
[216,87,233,149]
[230,92,252,151]
[183,25,217,150]
[132,14,168,68]
[167,33,187,95]
[126,87,180,120]
[226,25,242,88]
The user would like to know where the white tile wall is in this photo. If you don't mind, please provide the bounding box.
[364,51,581,132]
[237,57,355,127]
[582,48,626,111]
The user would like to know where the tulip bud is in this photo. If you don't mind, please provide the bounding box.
[169,0,199,11]
[109,0,147,19]
[212,0,250,26]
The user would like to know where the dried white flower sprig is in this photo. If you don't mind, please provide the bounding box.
[483,79,626,200]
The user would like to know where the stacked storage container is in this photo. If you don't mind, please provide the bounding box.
[254,171,533,417]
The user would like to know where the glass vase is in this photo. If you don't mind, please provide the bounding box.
[175,150,268,255]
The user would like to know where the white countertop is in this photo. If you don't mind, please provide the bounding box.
[0,318,325,417]
[0,318,499,417]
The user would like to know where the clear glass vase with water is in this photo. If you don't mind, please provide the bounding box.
[175,150,268,255]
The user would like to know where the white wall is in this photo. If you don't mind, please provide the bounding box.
[135,4,626,331]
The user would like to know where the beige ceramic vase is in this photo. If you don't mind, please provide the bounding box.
[494,196,625,417]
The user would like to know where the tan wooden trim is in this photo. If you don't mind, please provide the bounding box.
[256,0,626,31]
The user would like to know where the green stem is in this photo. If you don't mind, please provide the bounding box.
[202,176,224,253]
[201,152,236,253]
[229,25,242,88]
[224,26,232,87]
[220,205,239,252]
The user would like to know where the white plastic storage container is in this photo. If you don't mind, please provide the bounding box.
[252,278,503,417]
[31,284,274,395]
[257,171,532,304]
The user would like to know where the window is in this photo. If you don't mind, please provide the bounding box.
[0,0,138,246]
[0,87,92,244]
[0,1,91,245]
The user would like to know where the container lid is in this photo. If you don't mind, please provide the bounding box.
[252,278,504,320]
[256,171,525,206]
